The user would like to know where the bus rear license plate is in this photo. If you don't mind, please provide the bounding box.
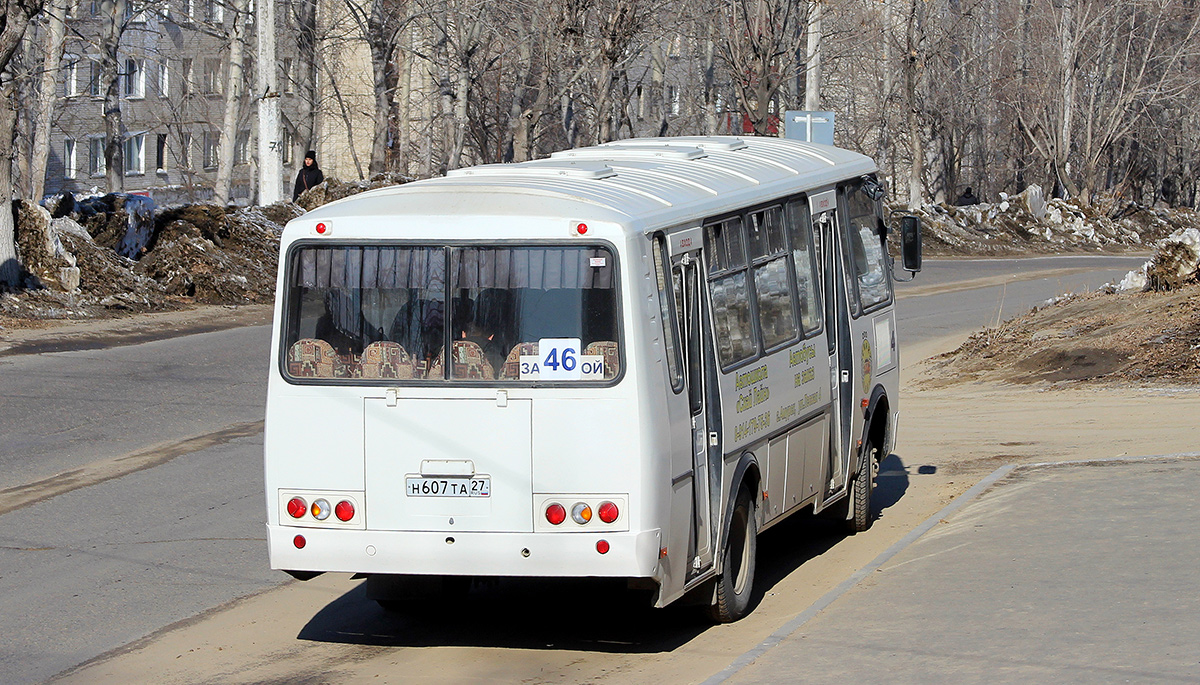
[406,477,491,498]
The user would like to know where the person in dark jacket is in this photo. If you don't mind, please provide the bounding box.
[293,150,324,201]
[954,186,980,206]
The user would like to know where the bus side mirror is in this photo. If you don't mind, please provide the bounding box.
[900,215,922,273]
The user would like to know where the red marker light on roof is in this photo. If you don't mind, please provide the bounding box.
[315,222,328,235]
[576,222,588,235]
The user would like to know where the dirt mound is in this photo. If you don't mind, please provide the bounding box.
[134,205,283,303]
[295,173,413,211]
[1,197,291,321]
[926,284,1200,387]
[905,186,1193,256]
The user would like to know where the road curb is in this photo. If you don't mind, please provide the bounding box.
[701,451,1200,685]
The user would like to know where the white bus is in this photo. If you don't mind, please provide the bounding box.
[264,136,922,621]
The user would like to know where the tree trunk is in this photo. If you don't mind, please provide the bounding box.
[0,97,19,286]
[905,0,923,207]
[0,0,46,287]
[215,0,248,204]
[804,0,821,111]
[102,0,127,192]
[294,0,319,162]
[30,0,67,200]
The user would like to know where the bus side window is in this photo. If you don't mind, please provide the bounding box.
[785,199,822,335]
[705,218,757,368]
[748,206,799,350]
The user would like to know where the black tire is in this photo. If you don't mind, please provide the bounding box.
[707,486,757,623]
[846,444,876,534]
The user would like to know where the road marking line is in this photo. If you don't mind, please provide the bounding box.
[0,421,264,516]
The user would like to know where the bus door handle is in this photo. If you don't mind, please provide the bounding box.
[709,432,719,446]
[841,370,850,383]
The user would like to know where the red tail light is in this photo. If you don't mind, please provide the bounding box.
[596,539,610,554]
[335,500,355,522]
[545,503,566,525]
[287,497,307,519]
[293,534,306,549]
[598,501,619,523]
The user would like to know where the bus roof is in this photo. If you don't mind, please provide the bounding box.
[299,136,877,233]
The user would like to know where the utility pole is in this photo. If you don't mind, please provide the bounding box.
[256,0,282,204]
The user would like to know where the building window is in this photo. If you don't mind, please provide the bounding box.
[124,58,145,98]
[281,126,293,164]
[64,138,78,179]
[64,60,79,97]
[184,0,195,21]
[89,137,106,176]
[180,58,193,96]
[202,131,218,169]
[202,58,221,95]
[234,129,250,165]
[88,60,102,97]
[281,58,293,93]
[124,133,145,175]
[204,0,223,22]
[125,1,146,22]
[156,133,167,171]
[180,132,192,168]
[157,61,169,97]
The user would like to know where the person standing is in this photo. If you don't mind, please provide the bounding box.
[293,150,324,201]
[954,186,980,206]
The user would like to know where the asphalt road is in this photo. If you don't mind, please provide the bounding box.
[0,254,1149,683]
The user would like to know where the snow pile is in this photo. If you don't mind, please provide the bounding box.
[3,198,301,319]
[1115,227,1200,293]
[904,185,1191,256]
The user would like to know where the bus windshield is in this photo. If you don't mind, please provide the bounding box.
[282,244,620,383]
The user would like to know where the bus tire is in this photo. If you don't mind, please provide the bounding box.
[707,486,757,623]
[846,443,876,534]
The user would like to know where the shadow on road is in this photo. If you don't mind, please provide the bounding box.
[296,454,915,653]
[296,576,708,653]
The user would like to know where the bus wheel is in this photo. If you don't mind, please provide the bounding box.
[846,444,876,534]
[707,486,757,623]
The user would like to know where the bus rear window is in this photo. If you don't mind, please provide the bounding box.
[282,244,620,383]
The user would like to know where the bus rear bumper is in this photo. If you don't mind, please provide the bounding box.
[267,525,663,578]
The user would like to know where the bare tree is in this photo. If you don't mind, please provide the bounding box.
[0,0,48,287]
[28,0,66,201]
[214,0,250,204]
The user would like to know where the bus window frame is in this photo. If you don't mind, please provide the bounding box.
[784,197,824,338]
[652,232,685,394]
[278,238,627,389]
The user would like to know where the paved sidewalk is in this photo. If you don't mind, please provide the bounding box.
[723,457,1200,684]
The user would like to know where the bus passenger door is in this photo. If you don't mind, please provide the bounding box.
[675,251,718,578]
[815,206,854,498]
